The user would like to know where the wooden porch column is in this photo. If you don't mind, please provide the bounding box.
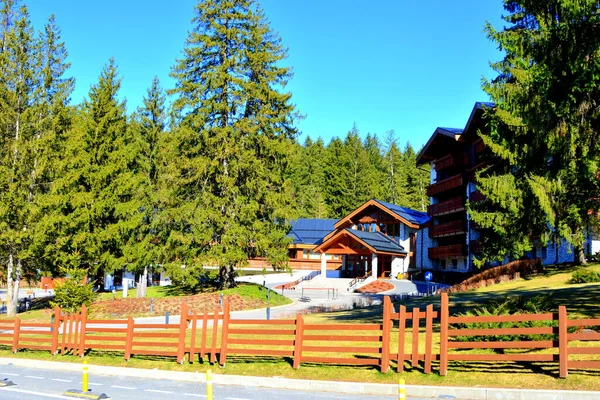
[371,253,378,278]
[320,252,327,278]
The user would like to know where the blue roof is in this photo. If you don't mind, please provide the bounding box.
[438,127,464,136]
[373,199,431,225]
[288,218,337,245]
[346,229,407,255]
[475,101,495,109]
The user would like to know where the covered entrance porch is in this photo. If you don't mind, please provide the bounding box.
[313,228,407,279]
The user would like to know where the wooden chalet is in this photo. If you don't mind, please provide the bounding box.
[313,199,430,279]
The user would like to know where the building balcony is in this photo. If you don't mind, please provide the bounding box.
[469,190,486,203]
[426,174,463,197]
[474,138,486,154]
[435,153,468,172]
[427,195,465,216]
[428,244,466,259]
[430,220,466,237]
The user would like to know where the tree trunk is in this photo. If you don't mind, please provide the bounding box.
[574,244,587,266]
[6,251,20,317]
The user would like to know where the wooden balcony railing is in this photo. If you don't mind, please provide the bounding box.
[427,174,463,197]
[428,244,465,259]
[435,153,468,172]
[474,138,486,154]
[430,220,466,237]
[427,195,465,216]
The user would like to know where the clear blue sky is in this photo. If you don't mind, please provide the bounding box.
[27,0,507,150]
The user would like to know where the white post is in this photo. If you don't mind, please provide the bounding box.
[320,252,327,278]
[371,253,378,278]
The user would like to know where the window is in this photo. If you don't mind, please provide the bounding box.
[440,259,446,269]
[452,259,458,270]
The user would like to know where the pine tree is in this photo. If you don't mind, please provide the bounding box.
[31,14,75,277]
[291,137,328,218]
[343,124,371,209]
[167,0,298,289]
[383,130,405,205]
[471,0,600,265]
[0,1,44,315]
[123,77,167,282]
[363,133,386,200]
[323,137,352,217]
[51,59,138,283]
[402,142,429,211]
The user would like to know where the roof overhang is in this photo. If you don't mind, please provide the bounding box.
[314,229,407,257]
[416,127,462,165]
[334,199,420,230]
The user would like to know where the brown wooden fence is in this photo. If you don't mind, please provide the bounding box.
[0,293,599,378]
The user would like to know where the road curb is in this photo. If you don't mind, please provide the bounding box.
[1,357,598,399]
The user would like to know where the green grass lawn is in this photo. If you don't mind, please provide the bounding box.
[1,263,599,391]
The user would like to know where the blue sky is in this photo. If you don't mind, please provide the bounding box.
[27,0,507,149]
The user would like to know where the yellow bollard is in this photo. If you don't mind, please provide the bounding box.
[82,360,89,393]
[398,377,406,400]
[206,369,213,400]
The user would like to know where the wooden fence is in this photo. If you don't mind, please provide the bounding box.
[0,293,598,378]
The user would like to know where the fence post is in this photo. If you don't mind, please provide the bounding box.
[79,305,88,357]
[189,310,198,364]
[293,314,304,369]
[124,316,134,361]
[219,301,231,366]
[558,305,568,378]
[439,293,449,376]
[380,296,391,373]
[411,307,420,368]
[12,317,21,353]
[424,304,433,374]
[51,306,61,355]
[397,305,406,373]
[177,302,188,364]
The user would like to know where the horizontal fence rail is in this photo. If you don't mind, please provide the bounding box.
[0,293,598,378]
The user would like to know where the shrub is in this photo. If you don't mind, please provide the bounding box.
[50,268,96,313]
[454,295,556,342]
[570,268,600,284]
[439,259,542,294]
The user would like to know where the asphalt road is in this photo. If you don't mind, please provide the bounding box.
[0,364,429,400]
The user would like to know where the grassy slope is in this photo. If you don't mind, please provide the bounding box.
[0,264,599,390]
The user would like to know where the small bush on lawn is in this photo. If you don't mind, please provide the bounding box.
[50,268,96,313]
[454,295,556,342]
[570,268,600,284]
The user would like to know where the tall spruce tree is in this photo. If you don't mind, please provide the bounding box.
[291,137,328,218]
[167,0,298,289]
[32,14,75,277]
[383,130,405,205]
[402,142,429,211]
[51,59,139,284]
[363,133,386,201]
[0,0,39,314]
[470,0,600,265]
[123,77,167,280]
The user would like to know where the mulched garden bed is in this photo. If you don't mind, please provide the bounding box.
[354,280,395,294]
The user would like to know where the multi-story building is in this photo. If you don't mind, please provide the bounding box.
[416,102,599,281]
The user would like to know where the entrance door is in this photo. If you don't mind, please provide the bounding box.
[378,255,392,278]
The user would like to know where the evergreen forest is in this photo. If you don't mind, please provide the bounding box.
[0,0,428,314]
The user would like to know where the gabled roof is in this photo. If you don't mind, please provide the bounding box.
[288,218,337,245]
[416,102,496,164]
[346,229,407,255]
[373,200,430,225]
[313,227,408,256]
[416,127,463,165]
[334,199,429,229]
